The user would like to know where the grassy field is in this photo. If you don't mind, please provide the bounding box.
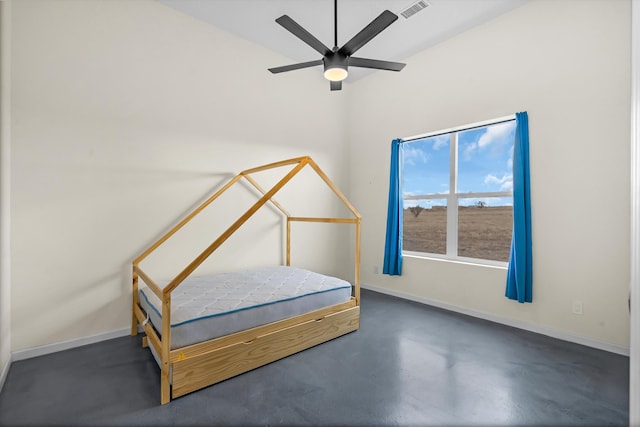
[403,206,513,262]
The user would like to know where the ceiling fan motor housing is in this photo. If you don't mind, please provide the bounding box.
[323,52,349,74]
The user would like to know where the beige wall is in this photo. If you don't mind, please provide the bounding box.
[348,0,631,349]
[10,0,352,351]
[1,0,12,377]
[8,0,632,354]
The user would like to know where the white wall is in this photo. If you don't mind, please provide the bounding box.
[8,0,633,356]
[348,0,631,349]
[630,2,640,422]
[0,0,12,382]
[10,0,352,351]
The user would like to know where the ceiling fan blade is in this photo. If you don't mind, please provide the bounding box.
[275,15,332,56]
[330,80,342,91]
[349,57,406,71]
[268,59,324,74]
[338,10,398,56]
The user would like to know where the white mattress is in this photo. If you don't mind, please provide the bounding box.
[138,266,352,349]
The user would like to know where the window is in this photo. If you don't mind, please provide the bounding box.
[402,117,516,264]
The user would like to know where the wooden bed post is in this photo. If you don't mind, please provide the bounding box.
[286,218,291,266]
[131,267,139,336]
[161,294,171,404]
[355,219,361,306]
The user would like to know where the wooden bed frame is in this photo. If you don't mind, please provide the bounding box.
[131,156,361,404]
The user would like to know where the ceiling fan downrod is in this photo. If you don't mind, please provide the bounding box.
[334,0,338,49]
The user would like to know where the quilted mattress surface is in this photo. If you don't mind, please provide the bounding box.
[138,266,352,349]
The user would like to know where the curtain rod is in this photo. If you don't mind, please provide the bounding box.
[401,114,516,143]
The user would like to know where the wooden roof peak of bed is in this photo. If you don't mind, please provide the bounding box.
[131,156,361,404]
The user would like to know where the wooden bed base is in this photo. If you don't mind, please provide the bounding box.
[131,157,361,404]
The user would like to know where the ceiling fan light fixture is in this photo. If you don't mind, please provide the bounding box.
[324,66,348,82]
[323,52,348,81]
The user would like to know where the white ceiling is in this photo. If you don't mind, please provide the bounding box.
[159,0,528,82]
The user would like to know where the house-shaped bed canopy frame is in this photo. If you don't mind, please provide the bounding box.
[131,156,361,404]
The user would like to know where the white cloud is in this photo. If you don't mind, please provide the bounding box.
[484,173,513,191]
[403,199,419,208]
[403,146,429,166]
[462,142,477,160]
[459,197,513,207]
[478,121,515,149]
[402,197,438,209]
[431,135,449,151]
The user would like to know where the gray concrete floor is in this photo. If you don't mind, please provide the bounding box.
[0,289,629,426]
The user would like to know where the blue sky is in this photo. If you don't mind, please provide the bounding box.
[403,121,516,208]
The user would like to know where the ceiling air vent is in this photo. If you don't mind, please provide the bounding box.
[399,0,430,19]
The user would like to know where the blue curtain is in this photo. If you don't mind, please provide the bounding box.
[383,139,404,275]
[505,112,532,303]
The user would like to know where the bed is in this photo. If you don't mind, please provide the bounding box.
[131,156,361,404]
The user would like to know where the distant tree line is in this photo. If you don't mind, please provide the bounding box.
[406,201,488,218]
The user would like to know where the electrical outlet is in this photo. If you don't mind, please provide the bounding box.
[373,265,379,275]
[572,300,583,315]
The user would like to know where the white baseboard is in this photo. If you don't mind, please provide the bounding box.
[362,283,630,356]
[6,286,629,364]
[0,354,11,394]
[11,327,132,362]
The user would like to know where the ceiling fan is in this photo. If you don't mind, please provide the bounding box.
[268,0,406,91]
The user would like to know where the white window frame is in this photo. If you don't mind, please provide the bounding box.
[402,115,515,268]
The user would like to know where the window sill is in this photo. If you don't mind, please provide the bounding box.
[402,251,508,270]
